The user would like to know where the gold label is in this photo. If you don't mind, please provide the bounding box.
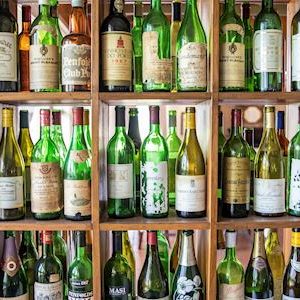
[221,24,244,36]
[265,111,275,129]
[291,232,300,247]
[223,157,250,204]
[70,150,89,163]
[2,109,13,127]
[253,232,265,258]
[185,113,196,129]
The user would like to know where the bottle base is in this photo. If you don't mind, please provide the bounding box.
[142,213,169,218]
[64,214,91,221]
[254,211,285,217]
[176,210,206,218]
[32,212,61,220]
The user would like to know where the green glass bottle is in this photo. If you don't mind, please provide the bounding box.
[158,231,169,279]
[170,230,181,288]
[176,0,207,91]
[218,111,226,201]
[291,7,300,91]
[107,106,136,218]
[166,110,181,207]
[68,231,93,299]
[142,0,171,91]
[141,106,169,218]
[253,0,282,91]
[217,230,244,299]
[83,109,92,153]
[219,0,245,91]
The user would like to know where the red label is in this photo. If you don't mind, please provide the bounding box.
[147,231,157,245]
[41,231,53,244]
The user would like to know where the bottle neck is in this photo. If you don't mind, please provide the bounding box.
[179,231,196,266]
[134,2,143,24]
[23,231,34,246]
[22,21,30,33]
[50,5,58,18]
[231,121,242,136]
[225,0,235,13]
[128,115,141,138]
[76,232,87,260]
[252,230,266,259]
[72,124,84,142]
[172,2,181,22]
[151,0,161,10]
[262,0,273,9]
[150,123,160,133]
[39,3,50,16]
[112,232,122,255]
[41,125,51,139]
[225,231,237,260]
[242,4,250,21]
[184,112,197,140]
[42,233,54,257]
[110,0,124,14]
[186,0,197,12]
[70,6,87,34]
[147,232,160,261]
[169,126,176,135]
[3,234,19,262]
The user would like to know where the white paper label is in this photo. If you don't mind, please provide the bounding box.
[253,29,282,73]
[175,174,206,212]
[219,283,244,299]
[108,164,133,199]
[289,158,300,212]
[292,33,300,81]
[0,33,17,81]
[0,176,23,209]
[254,178,285,214]
[0,294,29,300]
[283,295,300,299]
[34,281,63,300]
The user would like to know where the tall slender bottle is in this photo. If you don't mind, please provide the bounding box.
[277,111,289,172]
[176,107,206,218]
[170,230,181,287]
[172,231,204,299]
[142,0,171,91]
[218,110,226,201]
[176,0,207,91]
[253,0,282,91]
[292,8,300,91]
[254,106,285,217]
[166,110,181,207]
[83,109,92,152]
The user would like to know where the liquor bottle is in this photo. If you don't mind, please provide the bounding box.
[31,109,62,220]
[242,2,254,92]
[176,107,206,218]
[171,1,181,91]
[219,0,245,91]
[19,231,38,300]
[18,5,31,91]
[0,108,25,220]
[282,228,300,298]
[101,0,132,92]
[0,231,28,298]
[35,231,63,300]
[245,229,274,299]
[128,108,142,213]
[166,110,181,207]
[217,230,244,299]
[142,0,171,91]
[292,8,300,91]
[138,231,169,299]
[264,228,285,300]
[104,231,133,299]
[222,109,250,218]
[132,0,143,92]
[170,230,181,287]
[30,0,59,92]
[83,109,92,152]
[107,106,135,218]
[287,107,300,216]
[172,230,204,299]
[68,231,93,299]
[141,106,168,218]
[277,111,289,172]
[253,0,282,91]
[254,106,285,217]
[62,0,91,92]
[0,0,18,92]
[158,231,169,278]
[64,107,91,220]
[176,0,207,91]
[218,110,226,201]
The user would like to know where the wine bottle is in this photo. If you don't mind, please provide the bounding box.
[141,106,168,218]
[170,230,181,288]
[253,0,282,91]
[222,109,250,218]
[176,107,206,218]
[31,109,62,220]
[104,231,133,299]
[142,0,171,91]
[18,5,31,91]
[132,0,143,92]
[68,231,93,299]
[166,110,181,207]
[172,230,204,299]
[19,231,38,300]
[35,231,63,300]
[107,106,136,218]
[83,109,92,152]
[219,0,245,91]
[254,106,285,217]
[64,107,91,221]
[277,111,289,175]
[176,0,207,91]
[217,230,244,299]
[218,110,226,201]
[62,0,91,92]
[0,0,18,92]
[0,231,28,299]
[245,229,274,299]
[0,108,25,220]
[138,231,169,299]
[158,231,169,278]
[292,8,300,91]
[100,0,132,92]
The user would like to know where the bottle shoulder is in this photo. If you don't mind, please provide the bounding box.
[62,34,91,46]
[143,9,169,30]
[101,13,130,33]
[223,136,250,157]
[254,9,282,30]
[32,138,60,162]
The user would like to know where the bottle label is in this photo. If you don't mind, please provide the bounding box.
[253,29,283,73]
[0,294,29,300]
[137,297,169,300]
[0,33,17,82]
[101,32,132,87]
[141,161,168,215]
[108,286,131,298]
[225,231,237,248]
[62,44,91,86]
[29,44,59,90]
[178,42,207,89]
[223,157,250,204]
[283,296,300,300]
[34,281,63,300]
[175,174,206,212]
[252,256,267,272]
[292,33,300,81]
[289,158,300,212]
[70,150,90,163]
[31,162,62,213]
[173,275,202,299]
[254,178,285,214]
[108,164,133,199]
[291,232,300,247]
[68,279,93,300]
[142,31,171,85]
[0,176,23,209]
[219,283,244,299]
[64,179,91,217]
